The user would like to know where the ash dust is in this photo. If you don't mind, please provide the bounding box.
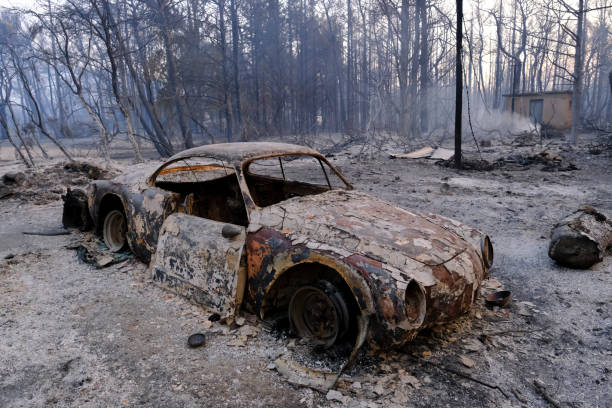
[1,133,611,407]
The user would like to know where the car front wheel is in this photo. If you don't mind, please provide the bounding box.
[103,209,127,252]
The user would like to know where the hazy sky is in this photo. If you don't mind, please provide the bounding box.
[0,0,515,14]
[2,0,35,8]
[1,0,40,11]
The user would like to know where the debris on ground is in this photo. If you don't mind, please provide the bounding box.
[429,148,454,160]
[459,355,476,368]
[437,157,503,171]
[187,333,206,348]
[549,206,612,268]
[517,301,539,317]
[533,379,563,408]
[390,146,454,160]
[227,336,248,347]
[69,234,131,268]
[482,278,503,290]
[501,151,578,172]
[0,181,11,199]
[2,171,26,185]
[434,150,578,172]
[509,128,565,147]
[325,389,344,402]
[63,162,106,179]
[485,290,512,307]
[1,161,117,203]
[390,146,434,159]
[510,130,540,147]
[0,172,26,199]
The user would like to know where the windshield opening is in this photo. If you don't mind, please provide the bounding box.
[153,157,248,226]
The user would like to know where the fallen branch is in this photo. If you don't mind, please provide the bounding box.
[512,387,527,403]
[483,327,547,336]
[22,229,71,236]
[533,379,562,408]
[408,355,508,398]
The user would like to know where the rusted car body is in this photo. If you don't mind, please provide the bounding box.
[73,142,493,359]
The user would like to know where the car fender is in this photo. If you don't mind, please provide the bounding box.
[88,181,180,262]
[246,228,375,319]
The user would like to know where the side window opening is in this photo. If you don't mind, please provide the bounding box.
[245,155,347,207]
[154,158,248,226]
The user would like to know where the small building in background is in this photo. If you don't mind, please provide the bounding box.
[503,90,572,129]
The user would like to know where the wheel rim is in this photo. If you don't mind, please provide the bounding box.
[103,210,126,252]
[288,280,349,347]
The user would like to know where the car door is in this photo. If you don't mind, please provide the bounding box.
[151,213,247,320]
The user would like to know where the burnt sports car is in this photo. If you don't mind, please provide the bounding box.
[65,142,492,362]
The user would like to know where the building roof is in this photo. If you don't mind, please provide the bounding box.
[502,90,572,98]
[167,142,321,164]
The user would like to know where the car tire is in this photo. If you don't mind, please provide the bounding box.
[288,279,350,348]
[102,209,127,252]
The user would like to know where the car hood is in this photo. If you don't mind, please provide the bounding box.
[248,190,481,268]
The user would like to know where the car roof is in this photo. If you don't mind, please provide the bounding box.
[166,142,321,165]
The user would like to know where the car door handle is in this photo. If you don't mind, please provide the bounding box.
[222,224,242,238]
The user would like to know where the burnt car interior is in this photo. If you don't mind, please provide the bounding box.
[245,155,346,207]
[150,154,347,225]
[154,160,249,226]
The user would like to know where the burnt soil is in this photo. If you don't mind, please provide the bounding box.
[1,136,611,407]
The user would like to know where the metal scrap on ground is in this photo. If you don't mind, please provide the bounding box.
[69,235,132,268]
[390,146,454,160]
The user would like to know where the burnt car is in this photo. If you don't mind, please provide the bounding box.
[68,142,492,358]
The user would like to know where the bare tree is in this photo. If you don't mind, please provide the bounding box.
[0,0,608,162]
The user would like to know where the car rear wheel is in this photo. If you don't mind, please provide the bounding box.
[288,280,350,348]
[103,209,127,252]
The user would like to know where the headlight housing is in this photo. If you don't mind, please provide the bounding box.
[481,234,494,269]
[405,280,426,326]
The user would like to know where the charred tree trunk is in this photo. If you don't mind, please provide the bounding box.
[409,0,421,136]
[399,0,410,138]
[98,0,143,162]
[229,0,243,140]
[346,0,354,133]
[0,105,32,167]
[493,0,503,109]
[418,0,429,132]
[549,207,612,269]
[218,0,233,142]
[11,50,72,161]
[570,0,584,145]
[159,20,193,149]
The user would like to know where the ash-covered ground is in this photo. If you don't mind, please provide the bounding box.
[1,133,610,407]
